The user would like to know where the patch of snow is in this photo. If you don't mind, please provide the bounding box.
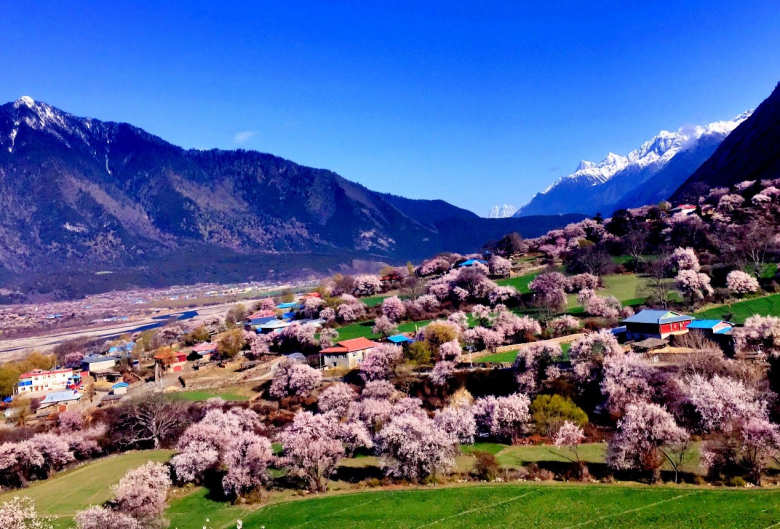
[487,204,517,218]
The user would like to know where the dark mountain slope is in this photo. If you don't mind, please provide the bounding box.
[0,97,576,296]
[671,83,780,201]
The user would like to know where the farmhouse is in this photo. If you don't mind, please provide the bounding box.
[16,368,75,395]
[621,309,694,340]
[669,204,697,216]
[191,342,217,361]
[246,310,277,327]
[320,337,378,369]
[37,390,82,412]
[154,348,188,374]
[686,319,733,336]
[81,354,119,374]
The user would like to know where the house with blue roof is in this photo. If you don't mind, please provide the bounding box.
[621,309,695,340]
[387,334,414,344]
[455,259,488,269]
[686,320,733,335]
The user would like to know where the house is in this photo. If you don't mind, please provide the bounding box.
[669,204,697,216]
[16,368,74,395]
[276,302,298,311]
[687,319,735,353]
[153,349,188,374]
[191,342,217,361]
[108,342,135,357]
[686,320,733,336]
[245,310,277,327]
[37,390,82,411]
[259,320,291,334]
[387,334,414,345]
[621,309,694,340]
[320,337,379,369]
[111,382,129,395]
[455,259,488,269]
[82,355,119,374]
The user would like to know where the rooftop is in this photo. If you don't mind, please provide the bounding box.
[622,309,694,325]
[41,390,82,404]
[321,337,378,354]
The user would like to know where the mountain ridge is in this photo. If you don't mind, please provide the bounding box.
[0,97,581,297]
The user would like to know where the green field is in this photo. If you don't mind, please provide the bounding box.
[696,293,780,323]
[0,450,173,527]
[477,343,571,363]
[567,274,650,312]
[168,487,251,528]
[4,443,768,529]
[235,483,780,528]
[496,270,544,293]
[362,295,391,307]
[171,388,252,402]
[332,319,434,341]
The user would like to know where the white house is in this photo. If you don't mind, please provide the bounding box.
[16,368,74,394]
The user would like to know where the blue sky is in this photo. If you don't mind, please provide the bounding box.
[1,1,779,215]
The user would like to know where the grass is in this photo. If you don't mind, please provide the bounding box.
[459,442,508,455]
[0,450,174,525]
[332,319,434,341]
[477,343,571,363]
[236,483,780,528]
[696,293,780,324]
[170,388,252,402]
[362,295,390,307]
[496,270,544,293]
[167,487,251,529]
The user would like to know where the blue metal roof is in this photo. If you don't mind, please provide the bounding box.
[41,391,81,403]
[111,382,129,389]
[622,309,693,325]
[459,259,487,267]
[687,320,723,329]
[276,302,298,309]
[387,335,413,343]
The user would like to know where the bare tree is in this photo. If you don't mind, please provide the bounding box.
[622,227,648,269]
[116,395,189,449]
[643,255,673,308]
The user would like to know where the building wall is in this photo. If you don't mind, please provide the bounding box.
[17,371,72,394]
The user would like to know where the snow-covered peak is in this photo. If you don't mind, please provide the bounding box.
[487,204,517,218]
[537,110,751,197]
[15,96,35,108]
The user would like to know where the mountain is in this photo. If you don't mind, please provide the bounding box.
[0,97,580,298]
[487,205,517,218]
[514,112,751,217]
[671,83,780,202]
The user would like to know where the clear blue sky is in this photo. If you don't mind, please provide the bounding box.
[1,1,779,215]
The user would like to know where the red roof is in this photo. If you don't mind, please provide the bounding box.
[303,292,321,298]
[19,368,73,379]
[320,337,378,354]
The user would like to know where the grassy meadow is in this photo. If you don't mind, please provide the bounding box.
[0,450,174,528]
[696,293,780,323]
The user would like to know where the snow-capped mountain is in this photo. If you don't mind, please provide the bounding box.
[514,111,752,217]
[487,204,517,218]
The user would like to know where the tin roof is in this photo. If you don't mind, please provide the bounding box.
[622,309,694,325]
[321,337,378,354]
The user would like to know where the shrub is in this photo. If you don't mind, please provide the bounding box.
[529,395,588,437]
[472,451,500,481]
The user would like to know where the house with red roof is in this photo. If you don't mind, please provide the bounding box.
[16,368,74,395]
[320,337,378,369]
[154,348,189,374]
